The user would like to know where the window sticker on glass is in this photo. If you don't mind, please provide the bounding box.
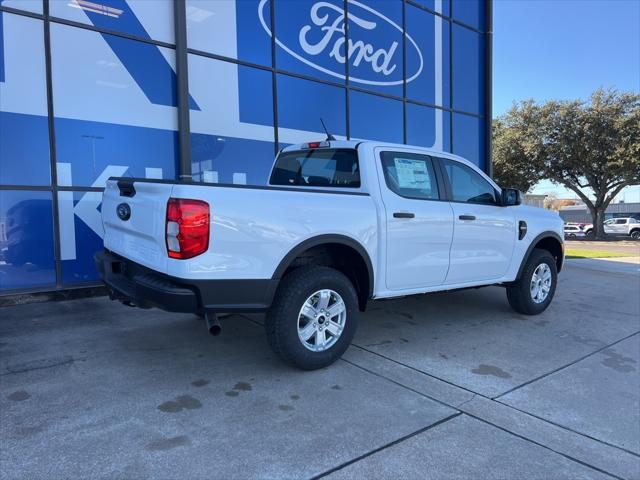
[394,158,432,190]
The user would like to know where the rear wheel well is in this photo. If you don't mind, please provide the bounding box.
[532,236,563,273]
[280,243,371,311]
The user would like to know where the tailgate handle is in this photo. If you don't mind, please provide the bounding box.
[117,179,136,197]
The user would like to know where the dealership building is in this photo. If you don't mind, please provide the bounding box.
[0,0,490,294]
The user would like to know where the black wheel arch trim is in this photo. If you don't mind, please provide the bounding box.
[516,231,564,280]
[271,234,375,300]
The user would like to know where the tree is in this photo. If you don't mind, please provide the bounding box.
[492,102,543,193]
[493,88,640,238]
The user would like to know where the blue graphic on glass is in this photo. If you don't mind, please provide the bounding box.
[276,74,346,137]
[272,0,346,83]
[406,4,450,107]
[80,0,199,110]
[55,117,178,187]
[350,90,403,143]
[0,11,4,83]
[59,191,104,285]
[191,134,274,185]
[0,112,51,186]
[453,112,484,169]
[0,190,56,290]
[452,24,485,116]
[406,104,451,152]
[238,65,274,128]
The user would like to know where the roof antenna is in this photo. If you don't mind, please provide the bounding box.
[320,118,336,141]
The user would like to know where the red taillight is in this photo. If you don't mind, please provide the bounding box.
[166,198,210,259]
[307,141,321,149]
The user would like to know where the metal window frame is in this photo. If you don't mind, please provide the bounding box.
[0,0,492,296]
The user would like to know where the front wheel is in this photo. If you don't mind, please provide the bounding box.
[506,249,558,315]
[266,266,359,370]
[630,230,640,240]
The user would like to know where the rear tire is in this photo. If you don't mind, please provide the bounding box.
[266,266,359,370]
[507,249,557,315]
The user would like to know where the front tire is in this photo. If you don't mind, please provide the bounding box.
[266,266,359,370]
[507,249,557,315]
[631,230,640,240]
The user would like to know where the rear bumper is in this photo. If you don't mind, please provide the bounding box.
[94,250,278,313]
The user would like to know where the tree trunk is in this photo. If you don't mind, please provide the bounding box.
[591,207,607,240]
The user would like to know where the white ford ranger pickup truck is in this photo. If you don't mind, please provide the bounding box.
[95,140,564,370]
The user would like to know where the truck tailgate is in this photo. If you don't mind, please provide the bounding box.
[102,179,173,274]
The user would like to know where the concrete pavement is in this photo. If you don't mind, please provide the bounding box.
[1,261,639,479]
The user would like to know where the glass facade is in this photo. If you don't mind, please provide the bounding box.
[0,0,490,293]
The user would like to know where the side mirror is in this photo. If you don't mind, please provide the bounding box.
[501,188,522,207]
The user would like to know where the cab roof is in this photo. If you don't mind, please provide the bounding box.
[280,140,471,166]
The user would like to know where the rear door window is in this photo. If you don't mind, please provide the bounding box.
[270,149,360,188]
[380,152,439,200]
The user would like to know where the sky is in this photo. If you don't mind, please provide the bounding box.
[492,0,640,202]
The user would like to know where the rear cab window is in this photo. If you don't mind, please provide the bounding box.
[270,148,360,188]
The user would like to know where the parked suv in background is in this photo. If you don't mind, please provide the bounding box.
[564,224,585,239]
[582,218,640,239]
[95,140,564,370]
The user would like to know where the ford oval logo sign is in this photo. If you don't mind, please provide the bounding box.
[258,0,423,86]
[117,203,131,221]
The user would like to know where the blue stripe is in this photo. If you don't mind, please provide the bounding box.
[82,0,199,110]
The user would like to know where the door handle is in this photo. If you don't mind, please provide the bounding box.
[393,212,415,219]
[459,215,476,221]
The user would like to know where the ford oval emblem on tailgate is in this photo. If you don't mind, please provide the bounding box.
[117,203,131,221]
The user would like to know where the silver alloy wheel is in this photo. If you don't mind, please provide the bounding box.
[297,289,347,352]
[530,263,552,303]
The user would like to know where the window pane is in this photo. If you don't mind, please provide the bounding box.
[411,0,450,17]
[51,24,179,187]
[452,112,485,169]
[347,0,403,97]
[270,149,360,188]
[406,103,450,151]
[442,159,496,204]
[0,13,50,186]
[0,0,41,13]
[452,24,485,116]
[350,91,403,143]
[277,74,346,140]
[188,55,274,184]
[58,190,104,285]
[381,152,438,200]
[50,0,174,44]
[191,135,274,185]
[275,0,345,83]
[406,4,450,107]
[452,0,485,31]
[0,190,55,290]
[187,0,272,67]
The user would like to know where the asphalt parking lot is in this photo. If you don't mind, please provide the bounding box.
[1,259,639,479]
